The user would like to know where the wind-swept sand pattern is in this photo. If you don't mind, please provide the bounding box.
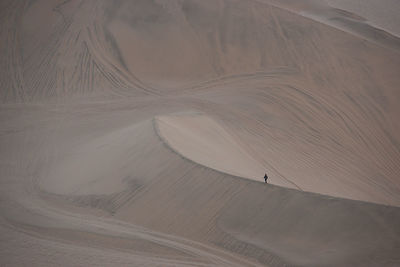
[324,0,400,37]
[1,0,400,266]
[155,113,300,189]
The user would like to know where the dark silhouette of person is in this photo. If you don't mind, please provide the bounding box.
[264,173,268,183]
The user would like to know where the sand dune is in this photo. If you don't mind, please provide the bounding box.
[1,0,400,266]
[156,114,270,182]
[324,0,400,37]
[261,0,400,52]
[156,113,299,189]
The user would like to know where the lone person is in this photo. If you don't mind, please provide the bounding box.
[264,173,268,183]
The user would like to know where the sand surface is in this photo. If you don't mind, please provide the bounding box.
[1,0,400,266]
[324,0,400,37]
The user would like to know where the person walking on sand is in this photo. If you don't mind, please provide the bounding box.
[264,173,268,183]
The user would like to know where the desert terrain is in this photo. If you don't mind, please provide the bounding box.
[1,0,400,266]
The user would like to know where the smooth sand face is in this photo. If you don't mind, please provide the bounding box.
[260,0,400,54]
[1,0,400,266]
[156,113,301,189]
[155,107,400,205]
[324,0,400,37]
[156,114,266,181]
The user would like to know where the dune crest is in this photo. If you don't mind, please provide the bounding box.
[2,0,400,266]
[155,113,298,189]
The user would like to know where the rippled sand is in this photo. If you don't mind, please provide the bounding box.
[1,0,400,266]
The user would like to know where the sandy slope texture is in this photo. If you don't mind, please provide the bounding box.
[324,0,400,37]
[156,113,299,189]
[260,0,400,53]
[2,103,400,266]
[155,114,269,182]
[1,0,400,266]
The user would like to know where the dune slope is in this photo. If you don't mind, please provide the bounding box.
[1,0,400,266]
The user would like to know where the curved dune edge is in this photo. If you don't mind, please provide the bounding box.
[260,0,400,53]
[155,113,300,189]
[154,113,400,206]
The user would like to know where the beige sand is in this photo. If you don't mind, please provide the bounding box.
[156,114,268,181]
[324,0,400,37]
[1,0,400,266]
[261,0,400,53]
[156,113,299,189]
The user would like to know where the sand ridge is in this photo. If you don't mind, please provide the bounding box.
[155,113,300,189]
[1,0,400,266]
